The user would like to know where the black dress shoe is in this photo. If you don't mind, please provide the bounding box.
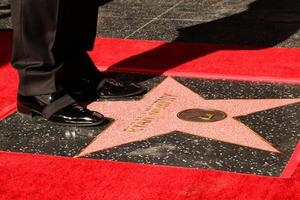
[17,91,105,127]
[96,78,146,99]
[69,78,146,101]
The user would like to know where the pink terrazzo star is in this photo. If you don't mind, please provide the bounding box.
[78,77,300,157]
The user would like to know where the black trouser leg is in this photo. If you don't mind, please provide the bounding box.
[11,0,99,96]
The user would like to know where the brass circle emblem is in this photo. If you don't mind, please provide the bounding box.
[177,109,227,122]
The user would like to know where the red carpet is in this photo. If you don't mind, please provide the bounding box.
[91,38,300,84]
[0,32,300,199]
[0,152,299,200]
[0,32,17,120]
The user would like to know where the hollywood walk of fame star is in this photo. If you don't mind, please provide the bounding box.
[77,77,300,157]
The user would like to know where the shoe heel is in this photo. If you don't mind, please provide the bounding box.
[17,104,34,118]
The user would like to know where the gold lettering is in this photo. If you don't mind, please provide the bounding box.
[124,94,176,133]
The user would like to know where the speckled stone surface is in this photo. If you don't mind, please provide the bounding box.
[81,74,300,177]
[0,113,111,157]
[0,0,11,31]
[238,103,300,158]
[85,131,288,177]
[0,73,300,177]
[1,0,300,47]
[174,77,300,99]
[98,0,300,47]
[81,77,300,156]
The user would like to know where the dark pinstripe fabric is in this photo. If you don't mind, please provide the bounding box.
[11,0,99,96]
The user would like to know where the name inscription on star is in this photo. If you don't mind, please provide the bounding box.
[124,93,176,133]
[77,77,300,157]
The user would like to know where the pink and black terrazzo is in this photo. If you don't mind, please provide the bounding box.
[0,73,299,177]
